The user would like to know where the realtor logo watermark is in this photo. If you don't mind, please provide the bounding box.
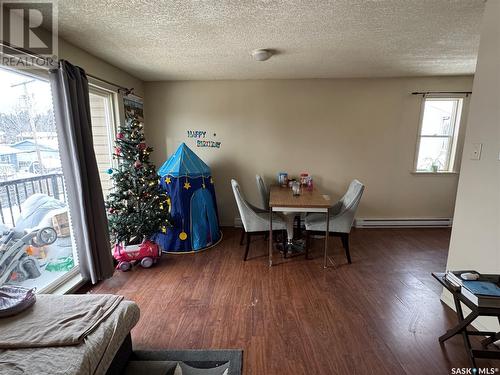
[451,367,499,375]
[0,0,58,68]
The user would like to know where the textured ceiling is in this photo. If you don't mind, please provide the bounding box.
[57,0,485,81]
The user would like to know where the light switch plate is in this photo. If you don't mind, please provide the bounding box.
[470,143,482,160]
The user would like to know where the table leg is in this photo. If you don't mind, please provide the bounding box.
[323,209,329,269]
[484,316,500,346]
[439,308,478,343]
[441,294,477,367]
[455,296,474,366]
[481,332,500,348]
[269,209,273,267]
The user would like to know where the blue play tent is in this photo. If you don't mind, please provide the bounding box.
[156,143,221,253]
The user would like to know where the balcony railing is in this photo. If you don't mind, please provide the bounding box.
[0,173,66,227]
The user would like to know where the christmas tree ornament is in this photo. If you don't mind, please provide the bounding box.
[105,114,172,253]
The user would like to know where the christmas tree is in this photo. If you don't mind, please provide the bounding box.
[106,115,171,245]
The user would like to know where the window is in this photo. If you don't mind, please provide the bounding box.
[0,67,131,293]
[88,87,144,199]
[0,66,79,291]
[89,86,117,197]
[414,97,464,173]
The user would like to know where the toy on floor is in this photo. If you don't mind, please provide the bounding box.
[0,227,57,286]
[113,240,161,271]
[45,256,74,272]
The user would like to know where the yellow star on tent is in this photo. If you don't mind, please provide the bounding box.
[165,177,171,184]
[183,181,191,190]
[210,177,214,184]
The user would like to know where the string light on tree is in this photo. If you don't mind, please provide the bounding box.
[105,114,172,246]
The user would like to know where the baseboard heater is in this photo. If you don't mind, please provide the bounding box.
[236,217,452,229]
[354,218,452,228]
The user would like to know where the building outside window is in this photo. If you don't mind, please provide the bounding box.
[0,66,78,291]
[414,96,465,173]
[0,66,122,292]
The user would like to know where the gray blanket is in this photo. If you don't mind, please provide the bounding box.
[0,294,123,349]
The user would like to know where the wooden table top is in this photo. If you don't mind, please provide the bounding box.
[269,184,332,208]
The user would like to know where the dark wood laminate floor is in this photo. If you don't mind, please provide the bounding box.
[86,227,496,374]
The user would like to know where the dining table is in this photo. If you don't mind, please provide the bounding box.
[268,184,332,267]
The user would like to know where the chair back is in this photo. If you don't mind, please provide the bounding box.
[231,179,256,232]
[333,179,365,232]
[255,174,269,210]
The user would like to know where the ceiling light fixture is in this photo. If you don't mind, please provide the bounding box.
[251,49,273,61]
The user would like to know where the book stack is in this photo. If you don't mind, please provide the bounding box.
[462,280,500,308]
[445,271,500,308]
[444,271,464,288]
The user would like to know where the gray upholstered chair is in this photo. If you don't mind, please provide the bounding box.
[255,174,269,210]
[257,174,300,250]
[231,179,286,261]
[305,179,365,263]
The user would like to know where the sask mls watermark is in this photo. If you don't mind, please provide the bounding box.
[451,367,499,375]
[0,0,58,68]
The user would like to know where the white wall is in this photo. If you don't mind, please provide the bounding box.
[58,39,144,96]
[144,76,472,226]
[444,0,500,331]
[3,12,144,96]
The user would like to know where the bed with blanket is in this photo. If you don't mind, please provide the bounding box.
[0,294,139,375]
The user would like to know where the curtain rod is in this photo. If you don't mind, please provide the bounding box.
[87,74,134,95]
[0,41,133,95]
[412,91,472,96]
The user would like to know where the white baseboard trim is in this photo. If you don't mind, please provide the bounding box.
[354,218,452,228]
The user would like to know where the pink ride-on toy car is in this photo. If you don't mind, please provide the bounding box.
[113,240,161,272]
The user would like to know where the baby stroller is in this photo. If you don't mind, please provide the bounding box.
[0,227,57,286]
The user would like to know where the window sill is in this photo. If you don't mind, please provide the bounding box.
[411,171,459,176]
[38,267,85,295]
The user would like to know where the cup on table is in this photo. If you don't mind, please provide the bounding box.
[278,172,288,187]
[291,181,301,196]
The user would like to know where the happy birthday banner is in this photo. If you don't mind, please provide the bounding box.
[187,130,222,149]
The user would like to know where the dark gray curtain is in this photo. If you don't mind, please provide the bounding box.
[49,60,114,284]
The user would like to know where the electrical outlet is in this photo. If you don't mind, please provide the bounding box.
[470,143,482,160]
